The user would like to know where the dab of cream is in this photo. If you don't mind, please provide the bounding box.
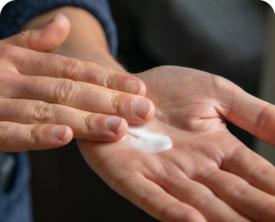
[124,126,173,153]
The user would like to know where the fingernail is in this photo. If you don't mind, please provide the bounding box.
[52,126,68,140]
[126,80,143,94]
[46,13,63,25]
[133,99,153,119]
[105,117,125,134]
[54,13,64,19]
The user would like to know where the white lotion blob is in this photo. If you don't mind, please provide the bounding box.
[124,126,173,153]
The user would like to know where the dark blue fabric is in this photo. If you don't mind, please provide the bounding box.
[0,153,32,222]
[0,0,118,56]
[0,1,117,221]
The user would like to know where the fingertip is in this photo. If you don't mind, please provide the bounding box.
[105,116,128,138]
[52,13,71,34]
[30,13,71,52]
[125,79,146,96]
[51,125,73,143]
[132,98,155,122]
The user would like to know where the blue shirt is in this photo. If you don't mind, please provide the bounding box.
[0,1,117,221]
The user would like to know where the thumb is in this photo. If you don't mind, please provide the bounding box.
[0,13,70,52]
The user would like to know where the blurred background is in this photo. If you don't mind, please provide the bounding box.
[29,0,274,221]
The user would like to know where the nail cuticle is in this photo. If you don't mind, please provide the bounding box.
[126,80,142,95]
[132,99,153,119]
[105,117,125,134]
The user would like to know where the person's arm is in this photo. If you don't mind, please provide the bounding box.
[15,4,275,222]
[21,6,125,72]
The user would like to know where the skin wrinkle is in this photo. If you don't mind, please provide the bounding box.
[196,166,219,183]
[0,71,21,98]
[105,91,122,114]
[96,151,120,174]
[221,144,244,172]
[20,30,33,49]
[82,113,96,132]
[96,149,129,185]
[226,182,250,204]
[87,64,107,84]
[249,163,274,187]
[113,174,137,195]
[210,74,233,118]
[161,175,191,200]
[10,46,38,71]
[103,68,116,88]
[140,186,167,207]
[54,79,77,104]
[29,124,41,148]
[61,57,83,79]
[143,157,167,183]
[162,154,190,180]
[0,44,18,59]
[142,161,196,212]
[254,103,273,138]
[193,193,216,212]
[0,123,9,145]
[182,144,221,174]
[213,75,236,119]
[31,101,53,123]
[159,200,181,221]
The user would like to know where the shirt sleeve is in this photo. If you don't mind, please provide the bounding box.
[0,0,118,56]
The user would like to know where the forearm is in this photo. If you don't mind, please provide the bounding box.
[21,6,125,72]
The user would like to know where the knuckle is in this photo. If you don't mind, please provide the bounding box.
[31,101,53,123]
[82,113,98,132]
[0,123,9,145]
[54,79,77,104]
[0,71,21,97]
[102,68,116,87]
[56,56,83,79]
[0,44,18,58]
[29,125,41,145]
[108,93,128,114]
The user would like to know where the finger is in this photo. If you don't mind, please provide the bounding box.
[214,75,275,146]
[148,166,250,222]
[222,144,275,196]
[0,13,70,52]
[77,141,206,222]
[197,167,275,222]
[15,76,154,124]
[5,46,146,95]
[109,175,206,222]
[0,99,128,141]
[0,122,73,152]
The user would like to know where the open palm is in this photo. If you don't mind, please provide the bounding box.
[78,66,275,222]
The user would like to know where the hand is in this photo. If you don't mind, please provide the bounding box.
[0,14,155,152]
[78,66,275,222]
